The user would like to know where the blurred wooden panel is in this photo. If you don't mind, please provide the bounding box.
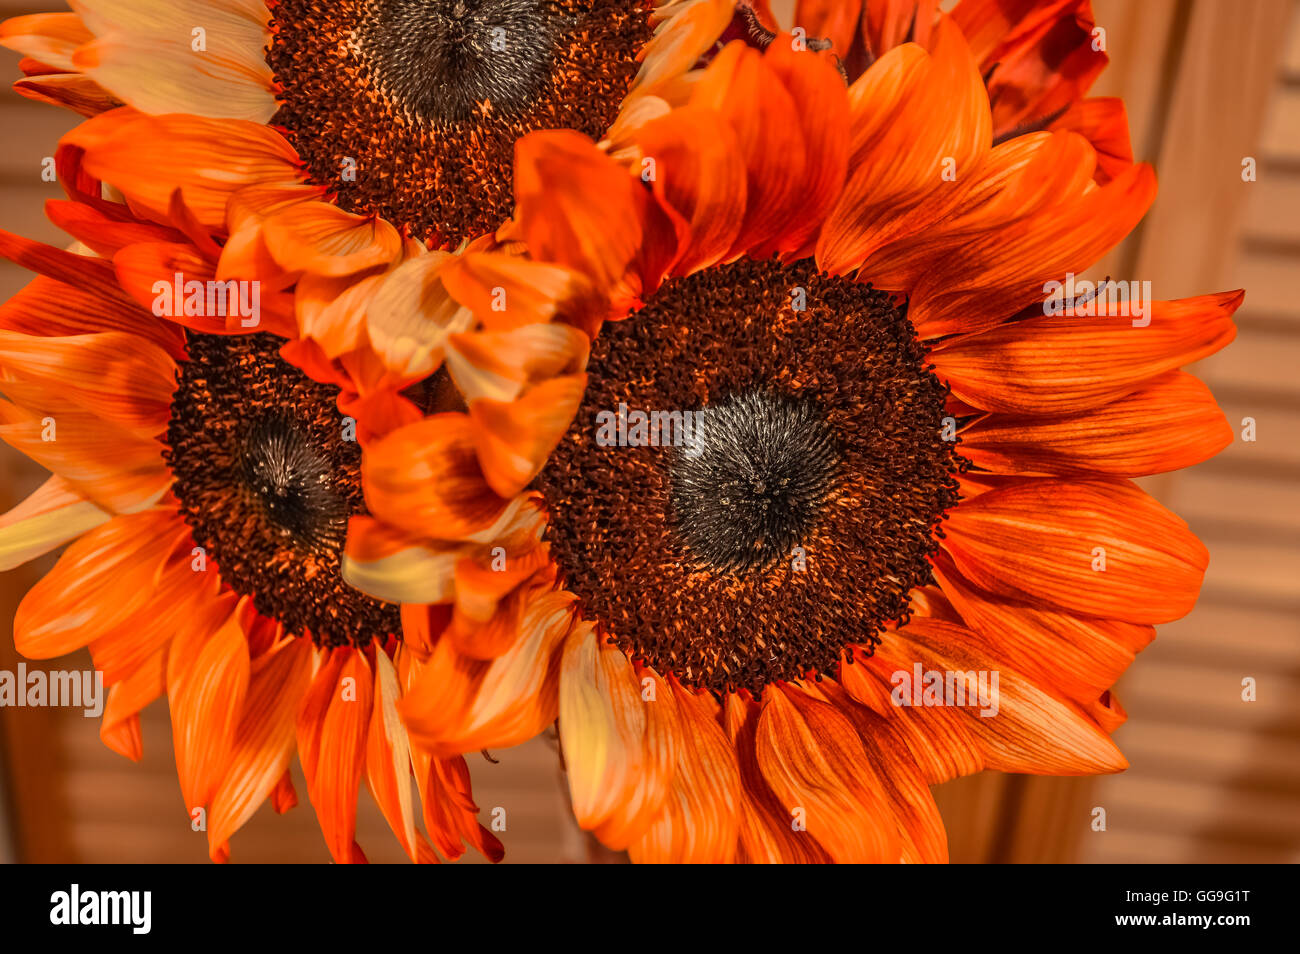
[1080,0,1300,864]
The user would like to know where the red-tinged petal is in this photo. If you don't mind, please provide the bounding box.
[954,0,1107,138]
[818,21,992,274]
[930,291,1242,414]
[942,478,1209,623]
[754,683,901,862]
[725,693,832,863]
[852,130,1095,289]
[412,753,504,863]
[45,198,185,258]
[910,162,1156,338]
[14,72,118,118]
[932,552,1150,705]
[99,645,165,761]
[628,104,747,276]
[0,226,136,305]
[272,771,297,814]
[690,42,808,258]
[63,108,302,231]
[0,329,175,439]
[960,371,1232,478]
[113,240,296,338]
[882,617,1128,774]
[1052,97,1133,183]
[207,636,311,857]
[629,683,740,863]
[1090,689,1127,733]
[296,648,373,864]
[794,0,864,61]
[0,273,184,359]
[755,39,851,258]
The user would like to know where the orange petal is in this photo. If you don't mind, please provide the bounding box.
[960,371,1232,478]
[0,399,171,513]
[0,12,93,72]
[207,636,311,858]
[754,684,901,862]
[513,130,642,297]
[930,290,1242,414]
[942,478,1209,623]
[879,617,1128,775]
[14,509,186,658]
[690,42,809,257]
[63,108,302,231]
[467,373,588,499]
[363,649,422,862]
[399,589,573,755]
[932,552,1150,706]
[724,693,832,863]
[296,648,373,864]
[559,624,675,850]
[0,329,176,439]
[261,201,402,278]
[446,322,589,405]
[908,161,1156,338]
[99,645,165,761]
[15,72,118,117]
[362,413,512,541]
[169,611,250,813]
[629,683,740,863]
[0,475,109,571]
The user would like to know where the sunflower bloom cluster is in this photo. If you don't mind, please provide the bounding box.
[0,0,1242,863]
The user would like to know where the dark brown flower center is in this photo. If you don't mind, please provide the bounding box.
[265,0,655,249]
[165,332,399,648]
[535,258,965,694]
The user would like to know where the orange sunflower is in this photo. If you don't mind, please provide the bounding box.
[0,152,503,864]
[341,7,1242,862]
[0,0,781,282]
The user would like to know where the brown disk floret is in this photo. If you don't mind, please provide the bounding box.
[535,258,965,694]
[265,0,655,249]
[165,332,399,648]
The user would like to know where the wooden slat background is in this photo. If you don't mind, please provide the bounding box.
[0,0,1297,864]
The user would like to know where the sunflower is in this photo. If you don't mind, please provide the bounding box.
[340,7,1242,862]
[0,152,504,864]
[0,0,780,286]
